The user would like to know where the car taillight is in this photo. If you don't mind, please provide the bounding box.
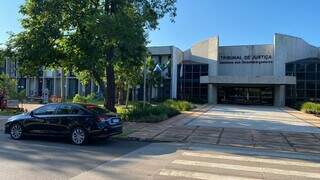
[96,116,106,122]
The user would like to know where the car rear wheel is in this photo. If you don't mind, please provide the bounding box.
[71,127,88,145]
[10,123,23,140]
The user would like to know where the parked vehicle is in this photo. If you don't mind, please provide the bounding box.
[4,103,122,145]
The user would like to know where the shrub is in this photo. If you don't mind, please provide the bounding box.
[72,94,88,103]
[118,102,180,123]
[86,93,96,102]
[163,99,193,111]
[72,93,100,104]
[301,102,320,115]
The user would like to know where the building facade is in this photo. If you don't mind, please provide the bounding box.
[149,33,320,106]
[2,33,320,106]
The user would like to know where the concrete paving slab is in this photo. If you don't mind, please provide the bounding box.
[192,130,221,138]
[294,145,320,154]
[286,137,320,146]
[187,105,320,133]
[282,132,316,139]
[187,135,218,144]
[219,138,254,148]
[254,144,295,152]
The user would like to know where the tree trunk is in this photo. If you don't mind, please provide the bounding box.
[106,63,116,112]
[95,75,107,106]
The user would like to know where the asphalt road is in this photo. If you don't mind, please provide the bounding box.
[72,143,320,180]
[0,133,148,180]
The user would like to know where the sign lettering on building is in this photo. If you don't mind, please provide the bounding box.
[219,55,273,64]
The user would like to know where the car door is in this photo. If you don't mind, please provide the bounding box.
[55,104,87,135]
[26,104,59,134]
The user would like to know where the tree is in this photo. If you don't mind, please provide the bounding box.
[0,73,17,99]
[9,0,177,112]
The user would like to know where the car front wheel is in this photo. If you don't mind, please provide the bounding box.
[10,123,23,140]
[71,127,88,145]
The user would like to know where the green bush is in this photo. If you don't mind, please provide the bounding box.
[72,94,88,103]
[301,102,320,115]
[163,99,193,111]
[117,102,180,123]
[72,93,99,104]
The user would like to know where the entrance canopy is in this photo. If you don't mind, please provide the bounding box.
[200,76,296,85]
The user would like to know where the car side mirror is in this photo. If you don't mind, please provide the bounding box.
[30,111,34,117]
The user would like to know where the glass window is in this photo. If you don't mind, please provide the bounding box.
[296,81,305,90]
[57,105,84,115]
[185,73,192,79]
[296,64,305,72]
[192,73,200,79]
[286,63,294,73]
[296,73,305,80]
[185,65,192,72]
[201,65,208,72]
[297,90,305,97]
[193,65,200,72]
[306,90,316,98]
[306,73,316,80]
[33,104,59,115]
[306,64,316,72]
[306,81,316,89]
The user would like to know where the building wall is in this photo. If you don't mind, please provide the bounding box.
[218,45,274,76]
[183,37,219,104]
[274,33,319,76]
[183,37,219,76]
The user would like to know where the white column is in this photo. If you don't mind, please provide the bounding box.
[42,71,46,98]
[53,70,58,96]
[208,84,217,104]
[170,47,180,99]
[65,76,69,99]
[274,85,285,107]
[26,78,30,97]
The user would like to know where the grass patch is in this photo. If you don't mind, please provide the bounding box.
[0,109,23,116]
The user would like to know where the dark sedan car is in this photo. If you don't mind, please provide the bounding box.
[4,103,122,145]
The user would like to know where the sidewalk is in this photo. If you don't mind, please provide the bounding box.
[119,105,320,154]
[282,106,320,128]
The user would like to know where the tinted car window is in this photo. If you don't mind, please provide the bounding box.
[33,104,59,115]
[57,105,84,115]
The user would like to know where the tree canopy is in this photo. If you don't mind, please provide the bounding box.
[8,0,177,112]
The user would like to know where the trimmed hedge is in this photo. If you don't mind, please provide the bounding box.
[72,93,99,104]
[162,99,193,111]
[117,100,192,123]
[300,102,320,115]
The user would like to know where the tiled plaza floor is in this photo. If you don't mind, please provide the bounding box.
[122,105,320,154]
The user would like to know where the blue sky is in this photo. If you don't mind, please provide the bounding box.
[1,0,320,50]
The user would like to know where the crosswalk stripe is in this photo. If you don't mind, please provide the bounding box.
[173,160,320,179]
[159,169,262,180]
[182,151,320,168]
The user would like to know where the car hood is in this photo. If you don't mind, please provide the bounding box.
[7,113,30,122]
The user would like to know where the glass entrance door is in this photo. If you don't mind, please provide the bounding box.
[218,87,273,105]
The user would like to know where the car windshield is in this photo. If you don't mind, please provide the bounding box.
[84,105,110,115]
